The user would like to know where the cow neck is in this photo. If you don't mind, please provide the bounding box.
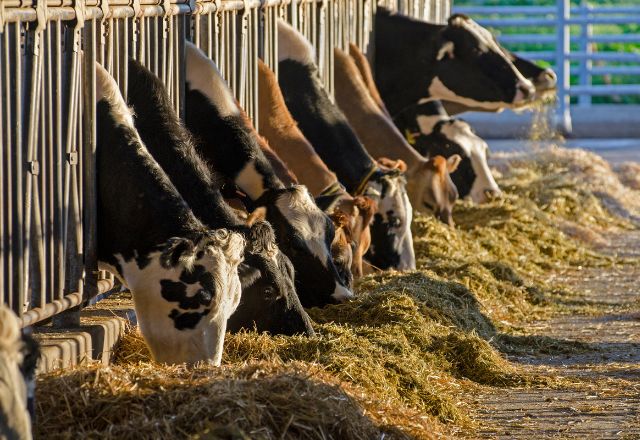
[277,59,377,195]
[374,8,444,117]
[257,60,338,196]
[393,100,449,140]
[96,100,208,265]
[185,87,285,201]
[333,47,425,178]
[126,61,245,232]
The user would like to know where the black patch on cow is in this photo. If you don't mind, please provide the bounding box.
[160,279,214,311]
[184,87,283,192]
[375,7,520,118]
[96,95,210,280]
[415,123,476,199]
[168,308,211,330]
[366,213,401,270]
[277,59,378,194]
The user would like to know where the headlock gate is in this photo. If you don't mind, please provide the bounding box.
[0,0,450,327]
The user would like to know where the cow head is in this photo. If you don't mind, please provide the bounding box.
[328,211,355,288]
[510,53,557,99]
[415,118,501,204]
[430,14,536,110]
[111,229,245,366]
[365,162,415,271]
[410,154,461,226]
[315,191,377,283]
[228,216,315,336]
[0,306,38,440]
[254,185,353,308]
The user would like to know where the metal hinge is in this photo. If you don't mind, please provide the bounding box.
[68,152,78,166]
[28,161,40,176]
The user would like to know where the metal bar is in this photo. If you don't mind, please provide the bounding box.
[568,85,640,96]
[578,0,591,107]
[556,0,571,134]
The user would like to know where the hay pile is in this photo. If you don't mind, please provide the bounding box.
[35,145,636,439]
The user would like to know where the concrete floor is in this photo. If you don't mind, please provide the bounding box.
[487,138,640,165]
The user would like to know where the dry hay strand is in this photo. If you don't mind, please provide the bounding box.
[110,283,532,429]
[615,162,640,191]
[36,359,444,440]
[491,145,640,228]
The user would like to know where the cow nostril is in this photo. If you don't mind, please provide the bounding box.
[539,69,557,88]
[518,83,534,100]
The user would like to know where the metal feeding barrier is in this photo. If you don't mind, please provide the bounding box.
[2,0,445,328]
[454,1,640,133]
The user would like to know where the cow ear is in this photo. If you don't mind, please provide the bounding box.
[447,154,462,172]
[246,206,267,226]
[436,41,455,60]
[160,237,196,268]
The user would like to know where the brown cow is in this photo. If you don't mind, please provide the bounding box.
[333,46,461,225]
[258,59,376,278]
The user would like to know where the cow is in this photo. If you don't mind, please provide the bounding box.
[257,59,377,279]
[183,42,352,308]
[0,306,39,440]
[125,59,314,337]
[276,20,415,271]
[443,51,557,115]
[374,8,536,117]
[333,46,462,225]
[393,100,501,204]
[346,44,501,205]
[96,62,245,365]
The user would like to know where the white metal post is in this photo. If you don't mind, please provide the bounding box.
[578,1,592,107]
[556,0,573,134]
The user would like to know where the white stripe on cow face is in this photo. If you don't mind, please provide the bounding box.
[111,232,244,365]
[428,77,507,112]
[366,175,415,270]
[398,188,416,270]
[237,160,267,200]
[274,186,354,301]
[439,120,501,204]
[277,19,317,65]
[185,41,240,118]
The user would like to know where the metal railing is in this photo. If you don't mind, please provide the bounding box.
[2,0,433,327]
[454,1,640,133]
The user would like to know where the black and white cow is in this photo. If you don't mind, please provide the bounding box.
[0,306,39,440]
[276,20,415,271]
[125,59,314,337]
[374,8,536,116]
[394,100,501,204]
[96,63,245,365]
[183,42,352,308]
[443,51,557,115]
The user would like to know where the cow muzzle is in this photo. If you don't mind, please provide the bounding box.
[513,79,535,104]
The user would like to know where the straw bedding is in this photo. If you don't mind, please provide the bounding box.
[35,145,638,439]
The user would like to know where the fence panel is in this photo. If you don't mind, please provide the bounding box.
[454,1,640,133]
[0,0,452,327]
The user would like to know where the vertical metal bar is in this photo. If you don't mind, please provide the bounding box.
[556,0,572,134]
[578,2,591,107]
[0,22,5,307]
[83,18,98,303]
[12,21,24,316]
